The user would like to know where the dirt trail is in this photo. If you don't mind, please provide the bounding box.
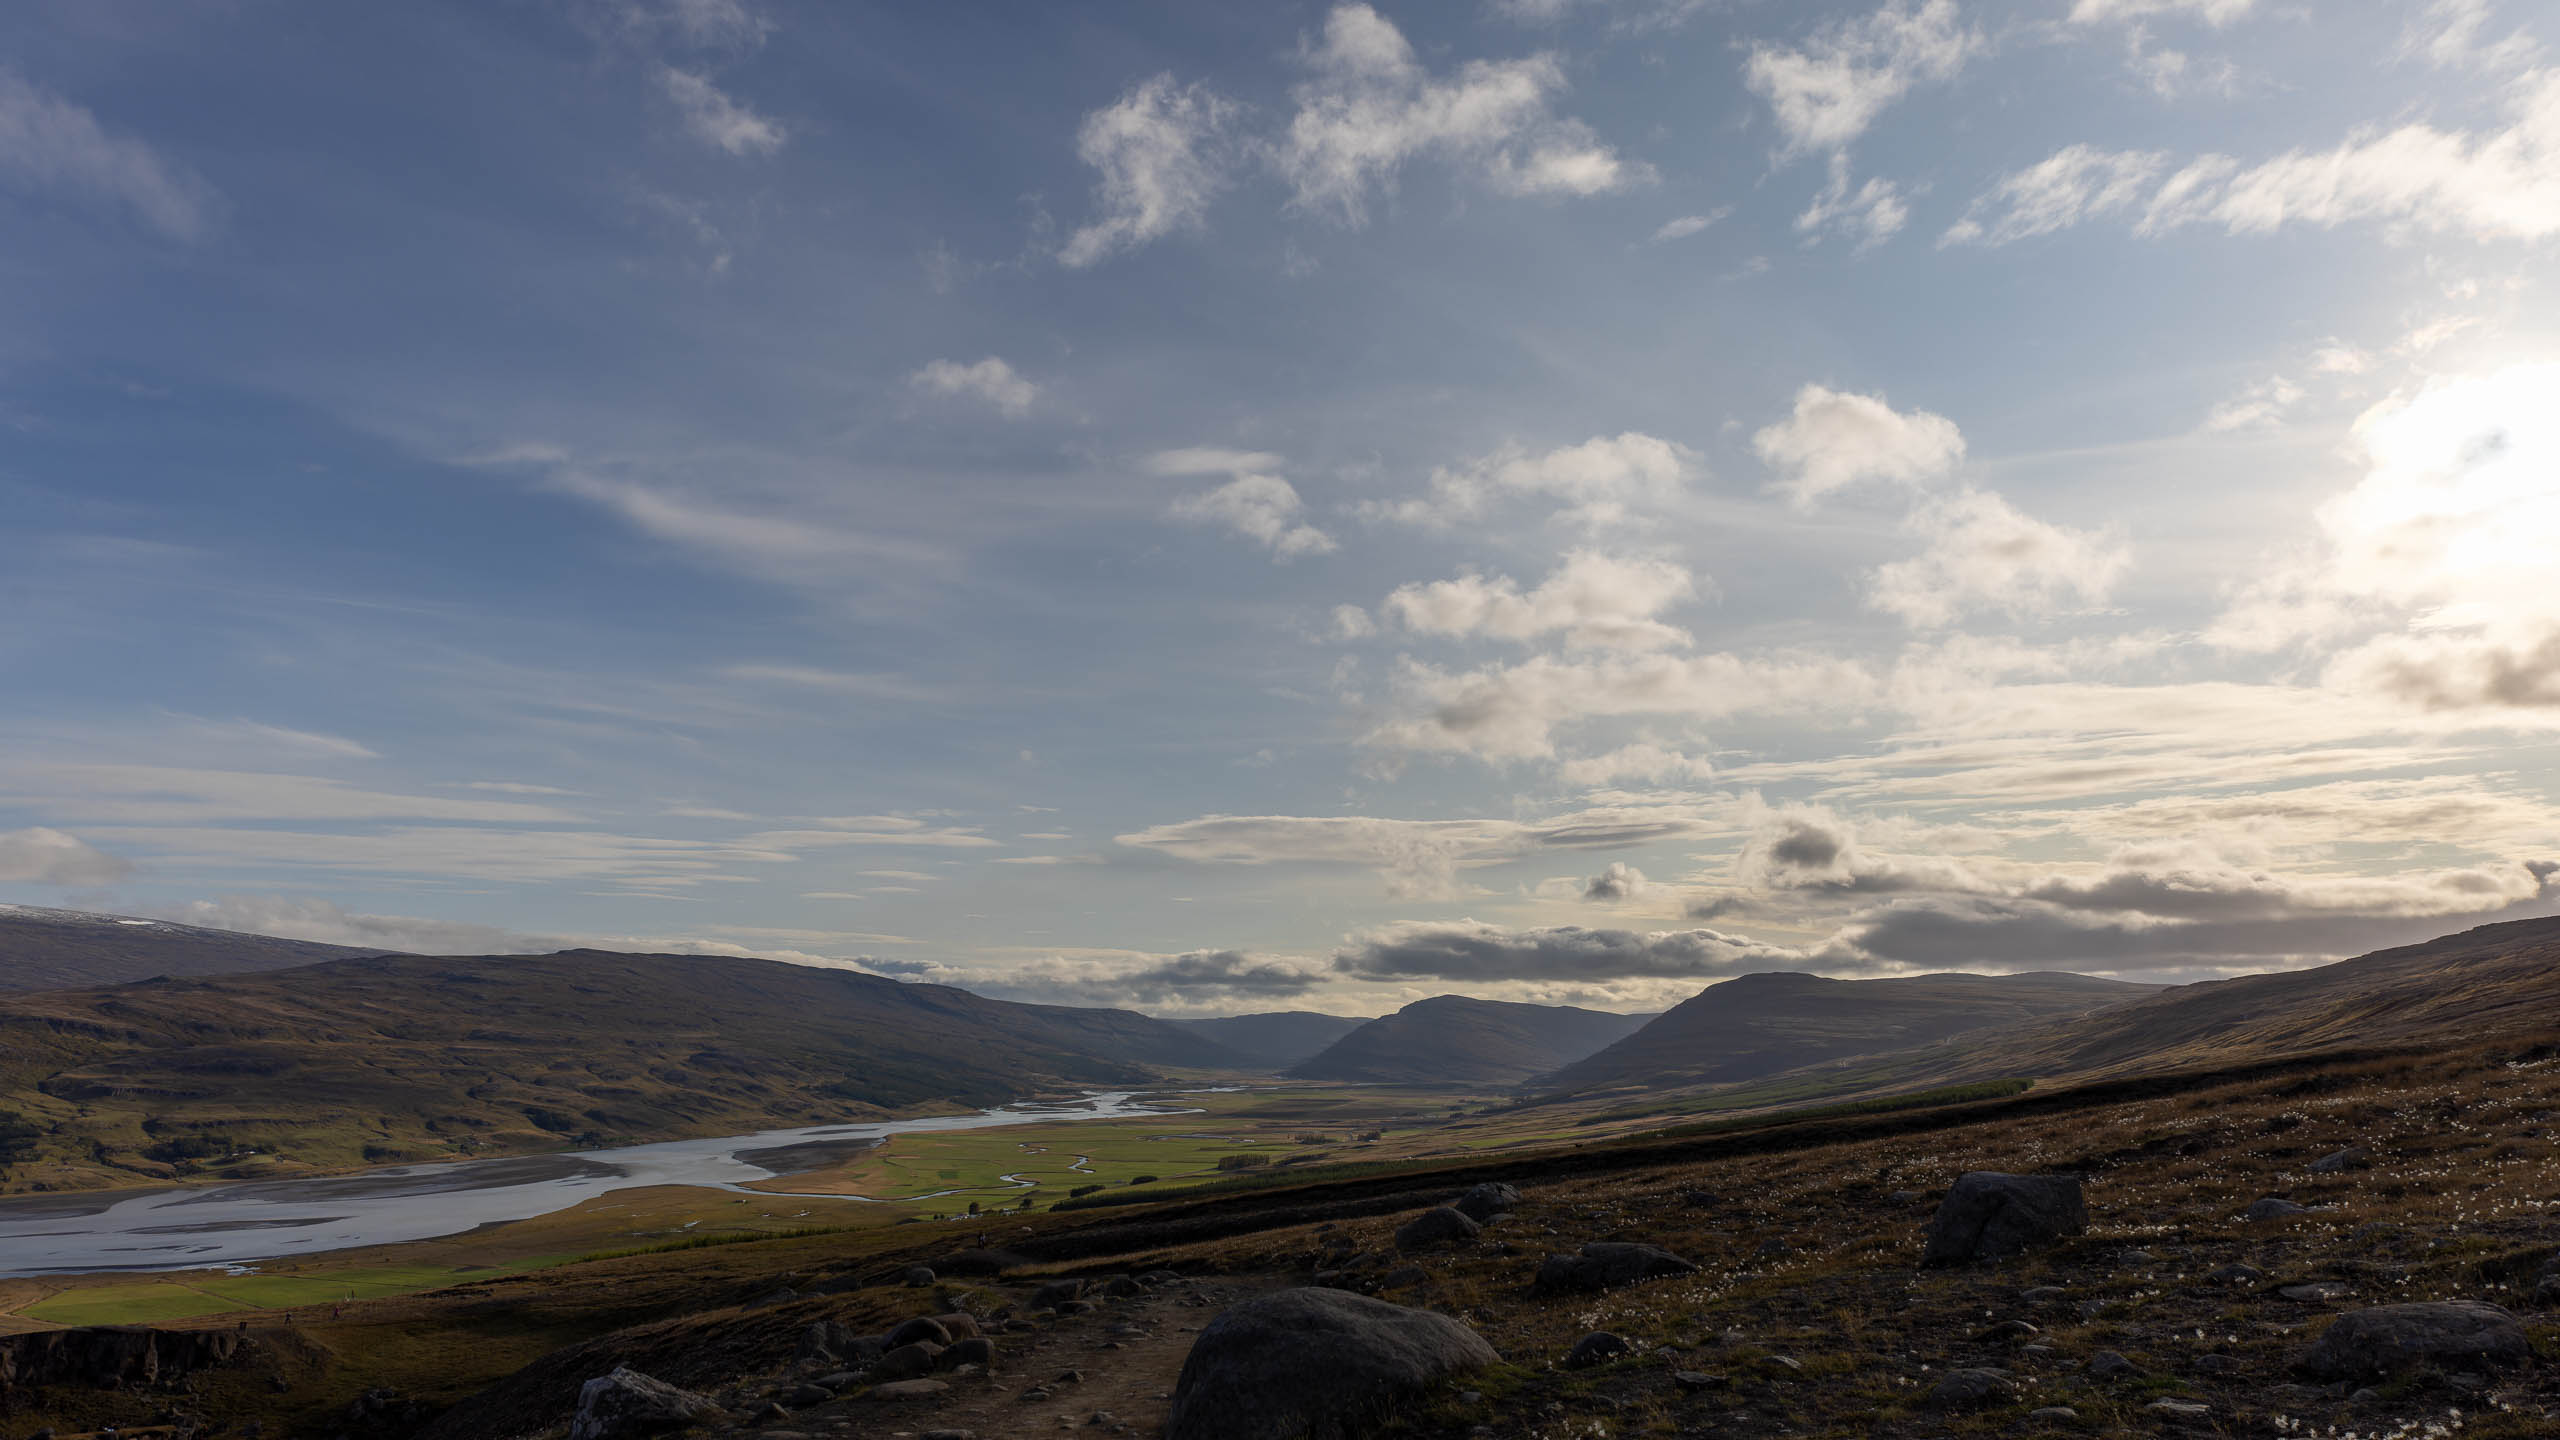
[799,1275,1281,1438]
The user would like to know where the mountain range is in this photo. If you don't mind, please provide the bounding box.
[1171,1011,1369,1071]
[1287,995,1654,1085]
[0,903,388,990]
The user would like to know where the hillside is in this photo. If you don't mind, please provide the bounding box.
[1172,1011,1368,1071]
[0,904,390,991]
[1541,969,2157,1100]
[1289,995,1650,1085]
[1935,914,2560,1082]
[0,949,1233,1194]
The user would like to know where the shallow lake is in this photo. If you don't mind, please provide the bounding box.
[0,1089,1191,1277]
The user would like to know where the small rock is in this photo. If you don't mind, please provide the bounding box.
[2308,1146,2371,1174]
[2193,1354,2241,1376]
[2027,1407,2079,1425]
[1975,1319,2040,1344]
[931,1311,983,1339]
[1033,1279,1087,1310]
[813,1372,863,1392]
[781,1385,831,1408]
[2117,1248,2156,1264]
[2280,1282,2352,1303]
[1670,1371,1728,1391]
[940,1338,996,1371]
[1921,1173,2088,1266]
[921,1430,976,1440]
[2087,1350,2140,1381]
[1531,1241,1699,1292]
[2019,1285,2068,1306]
[896,1265,937,1287]
[568,1368,723,1440]
[1765,1354,1803,1373]
[867,1380,950,1403]
[1452,1183,1522,1222]
[1563,1332,1631,1370]
[872,1342,945,1382]
[1380,1265,1428,1288]
[1099,1274,1145,1298]
[1394,1206,1482,1251]
[2205,1263,2265,1285]
[1921,1368,2014,1412]
[2148,1399,2211,1421]
[888,1316,954,1349]
[2245,1197,2312,1221]
[753,1402,791,1423]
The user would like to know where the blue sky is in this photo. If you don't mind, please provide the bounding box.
[5,0,2559,1014]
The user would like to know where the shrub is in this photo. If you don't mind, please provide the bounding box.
[1216,1153,1271,1171]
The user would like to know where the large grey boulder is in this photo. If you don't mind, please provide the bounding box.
[1920,1173,2086,1266]
[1394,1206,1481,1251]
[2300,1302,2532,1379]
[1165,1289,1499,1440]
[568,1367,720,1440]
[2534,1258,2560,1309]
[1452,1183,1521,1222]
[1532,1242,1698,1293]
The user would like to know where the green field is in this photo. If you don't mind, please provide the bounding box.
[18,1261,556,1327]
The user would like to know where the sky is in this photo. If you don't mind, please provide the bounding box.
[5,0,2560,1017]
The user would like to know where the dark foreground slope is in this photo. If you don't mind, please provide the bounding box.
[0,950,1229,1193]
[1290,995,1650,1085]
[1173,1011,1369,1071]
[0,904,389,991]
[1543,969,2156,1099]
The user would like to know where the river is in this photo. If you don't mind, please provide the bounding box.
[0,1089,1194,1277]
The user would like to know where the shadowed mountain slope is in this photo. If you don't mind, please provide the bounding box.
[1541,970,2158,1100]
[1172,1011,1369,1071]
[0,904,389,991]
[1289,995,1651,1085]
[0,949,1232,1193]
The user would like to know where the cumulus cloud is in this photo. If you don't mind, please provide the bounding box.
[1869,487,2131,627]
[1157,448,1336,560]
[1554,742,1716,787]
[1332,918,1828,982]
[1060,74,1236,268]
[2212,363,2560,711]
[1278,3,1645,225]
[910,357,1040,417]
[1581,861,1647,901]
[660,67,786,155]
[1752,385,1965,506]
[1952,70,2560,245]
[1383,551,1696,652]
[1362,432,1696,530]
[0,827,132,885]
[871,947,1327,1012]
[1743,0,1977,155]
[0,69,219,241]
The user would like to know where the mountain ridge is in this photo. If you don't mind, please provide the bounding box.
[1289,994,1652,1086]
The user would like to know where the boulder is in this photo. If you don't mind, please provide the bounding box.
[2535,1260,2560,1310]
[2087,1351,2140,1381]
[938,1338,995,1371]
[1452,1183,1521,1222]
[867,1380,948,1403]
[1164,1289,1499,1440]
[1393,1207,1481,1251]
[1921,1368,2015,1412]
[1562,1333,1630,1370]
[895,1266,936,1287]
[886,1317,952,1349]
[2245,1198,2311,1221]
[872,1342,944,1382]
[2204,1263,2265,1286]
[1031,1279,1086,1311]
[1531,1242,1699,1293]
[1920,1173,2086,1266]
[2300,1302,2532,1379]
[930,1312,980,1340]
[1098,1275,1145,1298]
[2309,1147,2371,1174]
[567,1367,721,1440]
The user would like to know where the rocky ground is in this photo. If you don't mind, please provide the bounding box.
[4,1038,2556,1439]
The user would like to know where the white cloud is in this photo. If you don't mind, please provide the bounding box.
[1649,208,1730,242]
[0,827,131,885]
[2202,373,2305,431]
[660,67,786,156]
[1870,487,2131,627]
[1939,144,2165,247]
[0,69,218,241]
[1955,69,2560,245]
[1580,860,1647,901]
[1384,551,1696,652]
[2215,364,2560,712]
[1368,649,1878,764]
[1743,0,1977,155]
[1752,385,1965,506]
[1362,432,1696,530]
[6,764,584,825]
[1795,154,1910,249]
[1553,742,1716,786]
[142,896,552,955]
[1278,3,1644,225]
[1118,802,1713,898]
[910,357,1040,418]
[2404,0,2540,73]
[1157,448,1336,560]
[1060,74,1236,268]
[2067,0,2256,25]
